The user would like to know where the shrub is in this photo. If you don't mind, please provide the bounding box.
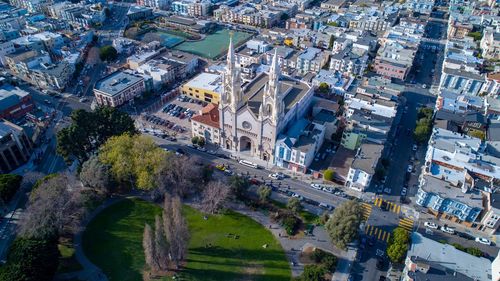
[466,247,483,257]
[323,169,335,181]
[312,248,337,271]
[0,174,22,202]
[280,213,300,235]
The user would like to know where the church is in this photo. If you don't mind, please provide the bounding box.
[219,37,314,163]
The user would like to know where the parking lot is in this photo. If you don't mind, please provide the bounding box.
[140,95,205,138]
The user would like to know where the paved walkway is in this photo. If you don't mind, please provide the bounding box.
[55,196,127,281]
[228,202,356,280]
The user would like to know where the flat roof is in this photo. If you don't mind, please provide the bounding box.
[352,142,383,174]
[184,72,222,93]
[408,232,491,281]
[94,71,143,97]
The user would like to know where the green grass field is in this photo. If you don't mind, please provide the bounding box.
[82,198,290,281]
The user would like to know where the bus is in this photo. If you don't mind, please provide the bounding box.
[238,160,258,169]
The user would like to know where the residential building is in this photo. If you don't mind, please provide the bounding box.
[311,69,353,95]
[439,67,486,96]
[93,71,147,107]
[5,49,51,78]
[423,127,500,189]
[416,175,484,224]
[483,72,500,96]
[191,103,221,145]
[136,58,176,89]
[214,4,281,28]
[235,46,265,67]
[404,0,434,14]
[0,41,15,66]
[447,20,473,39]
[403,232,491,281]
[171,0,211,17]
[181,72,222,104]
[346,142,383,191]
[275,119,325,173]
[374,40,416,80]
[0,85,33,120]
[320,0,345,11]
[219,39,314,163]
[329,46,369,76]
[136,0,170,10]
[295,47,329,74]
[30,61,74,90]
[0,120,32,173]
[481,193,500,233]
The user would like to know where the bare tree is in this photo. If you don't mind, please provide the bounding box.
[86,47,101,66]
[80,155,112,194]
[170,196,189,267]
[19,174,86,239]
[159,195,189,269]
[200,181,229,214]
[156,155,203,197]
[154,215,170,271]
[143,223,157,271]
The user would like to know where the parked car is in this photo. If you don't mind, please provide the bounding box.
[268,173,284,180]
[475,237,491,245]
[412,144,418,151]
[310,183,322,190]
[407,165,413,173]
[440,226,455,234]
[424,222,438,229]
[322,187,334,193]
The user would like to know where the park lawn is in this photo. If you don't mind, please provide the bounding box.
[176,206,291,281]
[83,198,162,281]
[83,198,290,281]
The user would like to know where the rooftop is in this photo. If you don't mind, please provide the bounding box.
[191,103,219,128]
[352,142,383,174]
[184,72,222,93]
[243,73,310,117]
[407,232,491,281]
[0,85,30,112]
[94,71,144,97]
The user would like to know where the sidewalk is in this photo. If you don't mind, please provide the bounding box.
[228,202,356,280]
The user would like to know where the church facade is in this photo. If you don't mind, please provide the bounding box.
[219,38,314,163]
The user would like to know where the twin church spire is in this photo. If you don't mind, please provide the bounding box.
[223,37,283,124]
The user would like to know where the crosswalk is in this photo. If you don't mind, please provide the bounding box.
[373,197,401,214]
[365,225,391,243]
[361,203,372,220]
[399,218,414,232]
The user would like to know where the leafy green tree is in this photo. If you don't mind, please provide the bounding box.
[57,107,136,163]
[386,227,410,263]
[258,185,272,203]
[280,13,289,21]
[466,247,483,257]
[414,122,431,144]
[228,175,249,200]
[0,174,22,203]
[191,136,200,145]
[318,82,330,94]
[328,35,335,49]
[99,134,168,190]
[325,200,362,250]
[197,137,205,147]
[99,45,118,61]
[323,169,335,181]
[287,197,302,213]
[468,31,482,41]
[297,264,327,281]
[0,237,59,281]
